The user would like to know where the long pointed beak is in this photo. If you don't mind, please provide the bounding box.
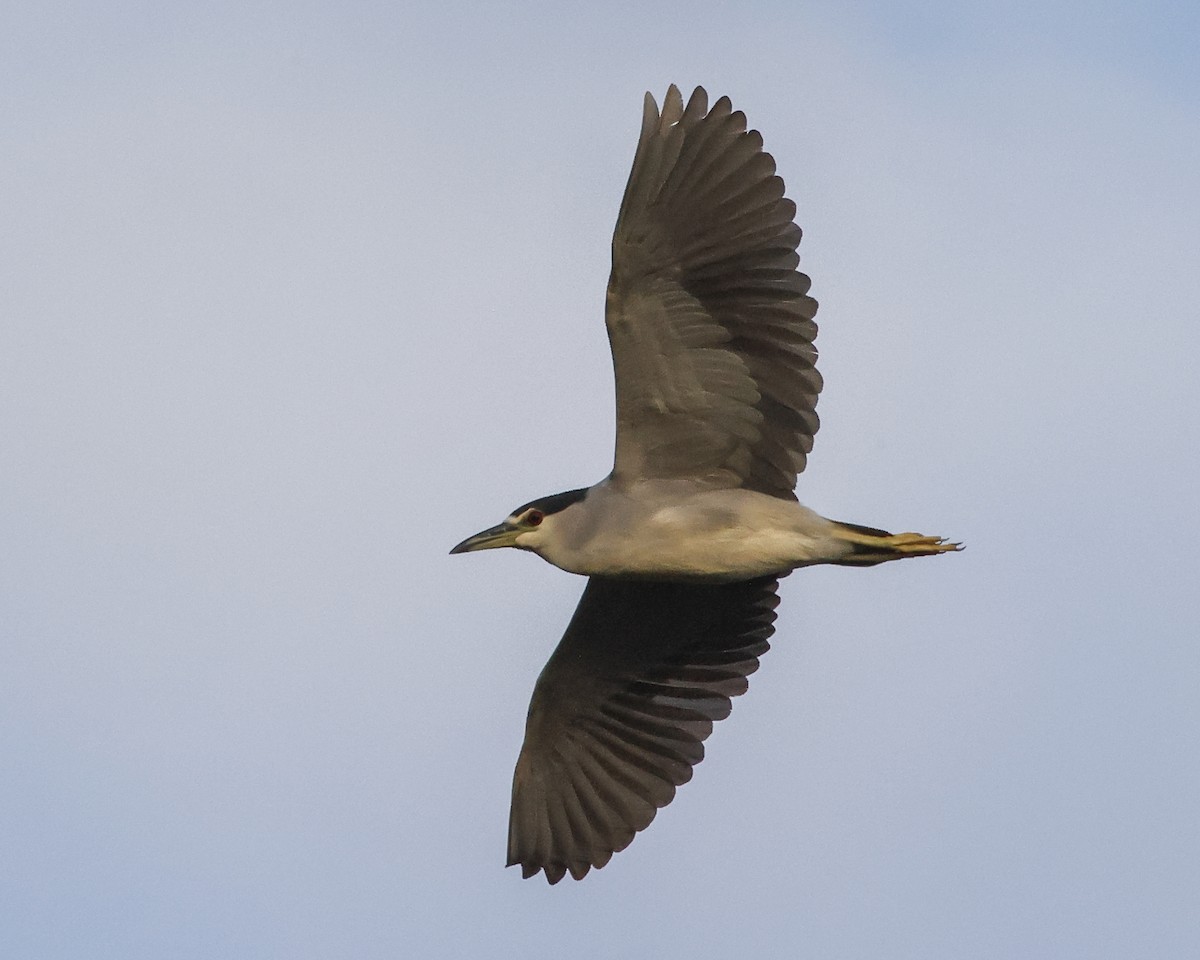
[449,520,521,555]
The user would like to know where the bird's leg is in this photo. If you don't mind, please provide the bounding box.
[827,520,963,567]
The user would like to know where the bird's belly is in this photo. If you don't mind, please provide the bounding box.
[569,510,838,582]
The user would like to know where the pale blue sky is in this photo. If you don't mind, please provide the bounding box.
[3,2,1198,957]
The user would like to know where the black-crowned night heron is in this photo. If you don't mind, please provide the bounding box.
[451,85,960,884]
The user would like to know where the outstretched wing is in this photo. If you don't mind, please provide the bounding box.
[606,85,821,500]
[507,576,780,883]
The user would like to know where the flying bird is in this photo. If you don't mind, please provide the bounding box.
[451,84,960,884]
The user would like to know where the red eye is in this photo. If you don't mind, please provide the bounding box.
[526,510,544,527]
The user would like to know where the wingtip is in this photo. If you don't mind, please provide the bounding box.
[660,84,684,127]
[509,858,572,884]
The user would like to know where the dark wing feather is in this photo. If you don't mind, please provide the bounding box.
[507,576,780,883]
[606,85,821,499]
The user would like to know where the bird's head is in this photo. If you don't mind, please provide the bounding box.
[449,488,588,556]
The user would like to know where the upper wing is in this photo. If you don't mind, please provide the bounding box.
[606,85,821,500]
[507,575,780,883]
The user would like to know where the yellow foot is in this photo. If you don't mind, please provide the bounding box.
[830,521,963,566]
[882,532,963,557]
